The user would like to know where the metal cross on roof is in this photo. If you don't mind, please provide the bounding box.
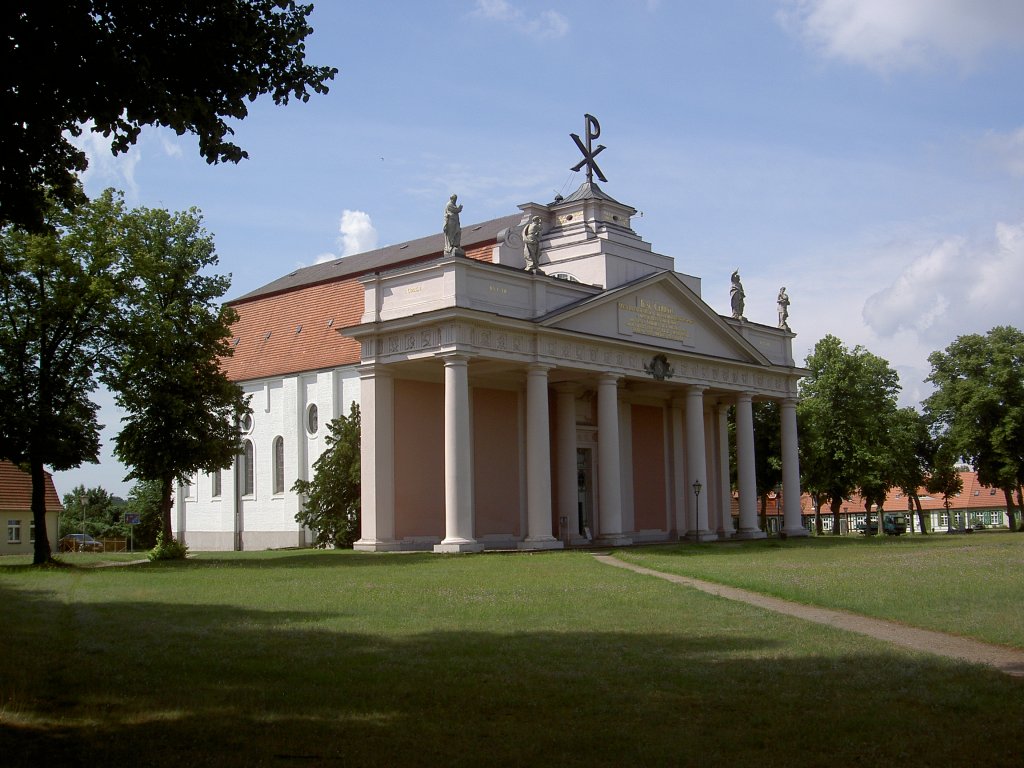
[570,113,608,184]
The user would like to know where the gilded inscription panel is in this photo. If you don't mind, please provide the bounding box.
[618,297,693,342]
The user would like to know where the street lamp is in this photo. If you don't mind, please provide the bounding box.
[692,479,702,540]
[79,492,86,553]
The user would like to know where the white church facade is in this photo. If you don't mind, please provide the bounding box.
[176,158,808,551]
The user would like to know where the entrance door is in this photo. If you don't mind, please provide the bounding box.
[577,447,595,539]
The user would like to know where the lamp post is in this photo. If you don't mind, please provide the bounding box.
[775,482,783,536]
[692,479,702,540]
[79,492,86,553]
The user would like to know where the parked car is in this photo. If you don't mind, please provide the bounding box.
[59,533,104,553]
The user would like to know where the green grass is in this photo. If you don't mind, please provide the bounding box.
[1,548,1021,767]
[617,532,1024,649]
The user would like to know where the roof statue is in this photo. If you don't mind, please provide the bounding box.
[777,286,790,330]
[443,194,464,257]
[730,269,746,320]
[570,113,608,184]
[522,215,542,272]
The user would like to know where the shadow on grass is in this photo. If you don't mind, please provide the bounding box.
[1,581,1021,768]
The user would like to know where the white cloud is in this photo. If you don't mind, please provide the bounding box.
[69,122,142,197]
[777,0,1024,72]
[864,221,1024,346]
[980,126,1024,177]
[336,210,378,257]
[472,0,569,39]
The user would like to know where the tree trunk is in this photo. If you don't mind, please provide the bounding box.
[1005,488,1019,532]
[912,494,927,534]
[864,499,875,536]
[30,459,53,565]
[830,495,842,535]
[759,492,768,534]
[160,476,174,539]
[813,494,824,535]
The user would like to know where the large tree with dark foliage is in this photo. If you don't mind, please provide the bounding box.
[0,190,129,563]
[1,0,337,230]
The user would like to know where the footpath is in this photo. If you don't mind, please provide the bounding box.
[595,554,1024,678]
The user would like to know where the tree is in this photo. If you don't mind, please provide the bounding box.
[752,402,783,533]
[888,407,934,534]
[293,403,361,548]
[798,335,901,535]
[120,479,164,550]
[926,441,964,531]
[2,0,337,231]
[0,190,129,563]
[924,327,1024,532]
[60,484,124,541]
[104,204,250,542]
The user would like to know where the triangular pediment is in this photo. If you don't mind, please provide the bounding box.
[538,272,774,366]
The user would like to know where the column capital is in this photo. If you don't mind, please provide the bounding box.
[439,352,472,365]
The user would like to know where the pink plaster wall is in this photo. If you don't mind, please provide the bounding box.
[394,379,444,539]
[632,404,668,531]
[472,388,522,537]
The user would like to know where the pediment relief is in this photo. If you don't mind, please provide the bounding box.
[539,272,772,367]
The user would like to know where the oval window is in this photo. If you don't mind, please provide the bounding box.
[240,413,253,433]
[307,404,318,435]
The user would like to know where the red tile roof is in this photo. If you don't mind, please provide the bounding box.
[0,461,63,513]
[744,471,1012,517]
[222,238,499,382]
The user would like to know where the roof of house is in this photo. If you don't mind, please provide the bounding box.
[231,213,522,305]
[743,470,1011,516]
[221,215,522,382]
[0,461,64,513]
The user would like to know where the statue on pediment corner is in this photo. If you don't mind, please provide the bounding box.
[730,269,746,320]
[777,286,790,330]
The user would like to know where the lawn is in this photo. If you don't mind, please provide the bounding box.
[1,547,1021,767]
[617,532,1024,649]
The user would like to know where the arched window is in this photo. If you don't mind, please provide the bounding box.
[242,440,255,496]
[273,436,285,495]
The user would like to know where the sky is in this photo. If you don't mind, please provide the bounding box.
[56,0,1024,498]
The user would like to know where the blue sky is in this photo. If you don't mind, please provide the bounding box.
[59,0,1024,497]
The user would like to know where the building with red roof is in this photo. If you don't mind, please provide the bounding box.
[0,460,62,556]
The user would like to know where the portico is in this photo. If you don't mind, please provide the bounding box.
[347,181,807,551]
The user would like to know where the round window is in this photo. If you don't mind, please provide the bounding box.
[307,404,318,434]
[240,413,253,433]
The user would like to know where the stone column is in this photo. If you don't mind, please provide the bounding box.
[555,384,580,544]
[685,386,713,540]
[670,397,687,537]
[436,355,482,553]
[522,365,562,550]
[596,374,631,546]
[734,393,766,539]
[780,397,809,537]
[354,366,400,551]
[716,402,735,538]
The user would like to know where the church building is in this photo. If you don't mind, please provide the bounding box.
[176,123,808,551]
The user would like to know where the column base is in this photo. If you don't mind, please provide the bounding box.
[684,530,719,542]
[594,534,633,547]
[433,538,484,554]
[782,527,810,538]
[353,538,402,552]
[733,529,768,540]
[519,537,565,551]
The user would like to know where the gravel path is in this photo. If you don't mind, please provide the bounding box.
[595,554,1024,678]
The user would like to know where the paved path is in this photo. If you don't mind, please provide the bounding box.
[595,554,1024,678]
